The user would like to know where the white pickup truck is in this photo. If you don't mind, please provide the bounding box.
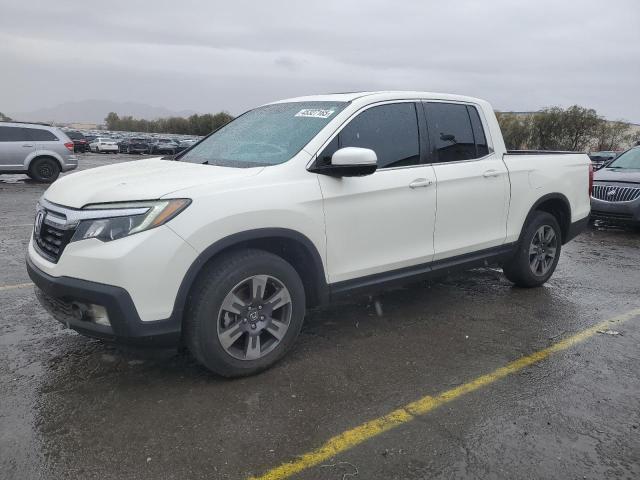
[27,91,592,376]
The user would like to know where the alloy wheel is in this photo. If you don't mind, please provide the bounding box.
[529,225,557,276]
[216,275,292,361]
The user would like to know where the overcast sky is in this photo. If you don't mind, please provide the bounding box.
[1,0,639,121]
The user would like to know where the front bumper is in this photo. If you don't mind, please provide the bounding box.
[591,197,640,225]
[27,256,181,346]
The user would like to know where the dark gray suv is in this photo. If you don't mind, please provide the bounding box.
[591,146,640,226]
[0,122,78,182]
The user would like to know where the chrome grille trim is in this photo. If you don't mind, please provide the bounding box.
[591,184,640,203]
[39,197,149,229]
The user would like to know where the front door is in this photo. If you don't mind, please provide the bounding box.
[315,102,437,284]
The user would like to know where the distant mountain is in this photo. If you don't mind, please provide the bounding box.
[9,100,198,124]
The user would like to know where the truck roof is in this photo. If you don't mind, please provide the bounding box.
[267,91,487,106]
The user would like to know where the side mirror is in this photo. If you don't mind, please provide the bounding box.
[310,147,377,177]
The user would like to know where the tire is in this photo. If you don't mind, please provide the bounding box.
[502,211,562,288]
[27,157,61,183]
[184,249,306,377]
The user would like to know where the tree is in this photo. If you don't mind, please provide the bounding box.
[592,120,632,151]
[530,105,601,151]
[496,112,532,150]
[103,111,233,135]
[0,112,12,121]
[562,105,601,151]
[105,112,120,130]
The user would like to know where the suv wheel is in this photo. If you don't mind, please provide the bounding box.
[502,211,561,287]
[184,249,305,377]
[28,157,61,183]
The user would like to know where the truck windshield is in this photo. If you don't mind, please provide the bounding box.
[607,147,640,169]
[179,101,347,168]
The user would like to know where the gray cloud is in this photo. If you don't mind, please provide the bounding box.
[1,0,638,121]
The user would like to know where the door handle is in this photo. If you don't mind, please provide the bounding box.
[483,169,500,178]
[409,178,433,189]
[22,144,34,147]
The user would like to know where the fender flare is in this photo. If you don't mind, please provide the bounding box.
[26,152,64,171]
[517,192,572,245]
[169,228,328,325]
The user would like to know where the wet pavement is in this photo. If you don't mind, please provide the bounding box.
[1,154,639,479]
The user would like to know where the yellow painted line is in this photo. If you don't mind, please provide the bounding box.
[0,282,34,291]
[250,308,640,480]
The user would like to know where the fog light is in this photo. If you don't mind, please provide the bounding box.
[72,302,110,326]
[87,304,110,326]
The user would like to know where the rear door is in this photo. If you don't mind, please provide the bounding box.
[316,101,437,284]
[423,102,509,260]
[26,127,64,157]
[0,126,35,170]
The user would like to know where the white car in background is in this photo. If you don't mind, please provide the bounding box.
[89,137,119,153]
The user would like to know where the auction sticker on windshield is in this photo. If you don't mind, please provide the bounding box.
[295,109,335,119]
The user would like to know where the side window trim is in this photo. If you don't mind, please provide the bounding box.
[466,105,491,158]
[310,100,427,171]
[464,105,479,158]
[423,100,494,165]
[416,101,432,165]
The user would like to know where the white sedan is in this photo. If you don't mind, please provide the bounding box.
[89,138,119,153]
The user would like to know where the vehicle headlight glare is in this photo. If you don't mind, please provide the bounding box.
[71,199,190,243]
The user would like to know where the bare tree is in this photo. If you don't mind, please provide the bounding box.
[592,120,633,151]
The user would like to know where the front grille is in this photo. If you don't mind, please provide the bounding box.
[34,209,76,263]
[591,184,640,203]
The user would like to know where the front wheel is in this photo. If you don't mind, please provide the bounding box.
[184,249,306,377]
[502,211,562,288]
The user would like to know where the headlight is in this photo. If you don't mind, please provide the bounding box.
[71,199,190,242]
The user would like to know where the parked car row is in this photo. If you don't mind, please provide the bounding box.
[60,129,202,156]
[120,137,198,155]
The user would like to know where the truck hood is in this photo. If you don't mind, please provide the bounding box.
[44,158,264,208]
[594,167,640,185]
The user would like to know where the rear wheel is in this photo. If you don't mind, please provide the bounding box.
[27,157,60,183]
[502,211,561,287]
[184,249,306,377]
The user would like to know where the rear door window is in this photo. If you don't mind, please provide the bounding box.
[25,128,58,141]
[0,126,29,142]
[424,102,477,163]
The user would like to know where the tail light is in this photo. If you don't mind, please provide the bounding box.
[64,141,74,152]
[588,163,594,196]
